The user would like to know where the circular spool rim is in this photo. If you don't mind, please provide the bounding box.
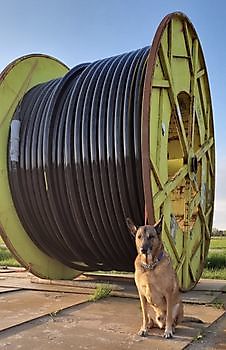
[142,12,215,291]
[0,54,81,279]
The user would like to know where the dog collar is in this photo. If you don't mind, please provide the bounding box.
[141,251,164,270]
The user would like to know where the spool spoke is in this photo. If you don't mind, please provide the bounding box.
[199,206,211,239]
[150,156,164,191]
[190,39,199,149]
[153,164,188,208]
[183,21,194,74]
[189,191,201,218]
[158,43,189,158]
[196,137,214,161]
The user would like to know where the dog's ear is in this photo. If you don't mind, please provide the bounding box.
[154,216,163,236]
[126,218,137,237]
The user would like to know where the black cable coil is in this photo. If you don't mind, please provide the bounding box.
[8,46,149,272]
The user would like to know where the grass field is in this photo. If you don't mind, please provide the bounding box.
[209,237,226,249]
[202,237,226,279]
[0,236,226,279]
[0,244,20,267]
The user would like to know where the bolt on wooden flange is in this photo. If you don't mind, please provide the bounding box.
[142,12,215,290]
[0,54,80,279]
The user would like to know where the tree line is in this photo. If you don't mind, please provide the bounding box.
[212,228,226,236]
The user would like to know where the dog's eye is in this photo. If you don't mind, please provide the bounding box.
[137,234,142,239]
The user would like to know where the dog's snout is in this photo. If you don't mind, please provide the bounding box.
[140,243,151,254]
[140,247,147,254]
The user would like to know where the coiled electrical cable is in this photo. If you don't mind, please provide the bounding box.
[8,46,149,272]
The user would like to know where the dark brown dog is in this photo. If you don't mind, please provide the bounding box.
[127,217,183,339]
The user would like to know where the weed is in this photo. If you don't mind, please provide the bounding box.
[193,331,204,341]
[89,284,112,302]
[208,298,225,310]
[49,309,61,322]
[49,310,60,317]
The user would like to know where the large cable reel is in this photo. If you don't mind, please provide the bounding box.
[0,13,215,290]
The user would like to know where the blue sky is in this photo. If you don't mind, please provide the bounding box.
[0,0,225,229]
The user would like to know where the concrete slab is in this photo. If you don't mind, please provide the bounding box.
[0,297,224,350]
[1,273,225,306]
[182,290,222,304]
[0,271,225,349]
[0,276,94,295]
[186,313,226,350]
[0,268,27,275]
[0,287,21,294]
[0,290,88,331]
[186,293,226,349]
[31,276,125,291]
[194,279,226,292]
[27,276,226,305]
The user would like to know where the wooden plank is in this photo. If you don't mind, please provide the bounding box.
[196,137,214,161]
[152,79,170,88]
[191,39,199,149]
[154,164,188,208]
[183,21,194,74]
[164,221,180,262]
[0,286,21,293]
[150,157,164,190]
[159,43,189,157]
[197,68,205,79]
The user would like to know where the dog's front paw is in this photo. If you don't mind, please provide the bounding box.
[164,328,173,339]
[138,328,148,337]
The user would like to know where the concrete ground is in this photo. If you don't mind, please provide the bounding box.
[185,293,226,350]
[0,269,225,350]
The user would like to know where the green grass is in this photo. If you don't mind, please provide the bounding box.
[89,284,112,302]
[205,250,226,269]
[202,237,226,280]
[202,268,226,280]
[0,244,20,267]
[209,237,226,250]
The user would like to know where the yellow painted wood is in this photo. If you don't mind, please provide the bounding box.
[149,14,215,290]
[0,55,81,280]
